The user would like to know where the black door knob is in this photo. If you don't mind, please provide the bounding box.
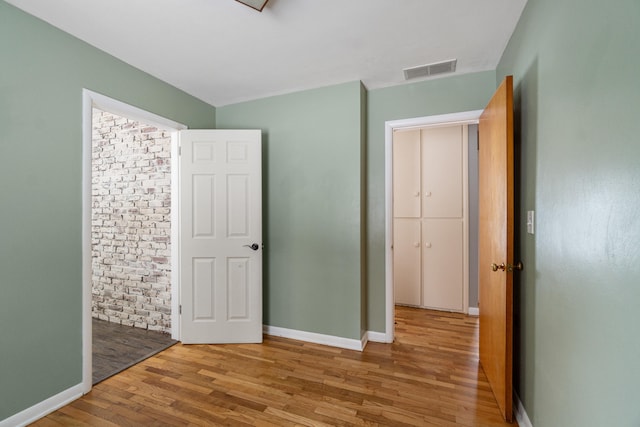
[243,243,259,251]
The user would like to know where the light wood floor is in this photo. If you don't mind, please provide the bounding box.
[32,307,516,426]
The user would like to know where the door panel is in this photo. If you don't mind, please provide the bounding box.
[227,174,250,236]
[478,76,514,422]
[423,218,463,311]
[393,129,421,218]
[393,218,422,305]
[193,258,216,320]
[422,126,463,218]
[193,174,216,237]
[180,129,262,344]
[228,257,250,319]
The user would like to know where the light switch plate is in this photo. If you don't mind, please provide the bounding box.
[527,210,535,235]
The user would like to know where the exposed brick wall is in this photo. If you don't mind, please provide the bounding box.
[91,109,172,333]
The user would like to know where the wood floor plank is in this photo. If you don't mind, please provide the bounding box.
[31,306,517,426]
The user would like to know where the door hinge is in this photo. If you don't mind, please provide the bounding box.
[477,129,480,151]
[179,304,182,315]
[178,146,182,156]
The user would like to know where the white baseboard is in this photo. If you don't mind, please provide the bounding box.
[514,392,533,427]
[366,331,388,343]
[468,307,479,316]
[263,325,364,351]
[0,383,83,427]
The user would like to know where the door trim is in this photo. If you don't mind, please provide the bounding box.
[81,89,187,393]
[384,110,482,343]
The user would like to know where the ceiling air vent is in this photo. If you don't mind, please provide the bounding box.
[403,59,457,80]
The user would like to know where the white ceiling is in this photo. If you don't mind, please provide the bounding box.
[6,0,528,107]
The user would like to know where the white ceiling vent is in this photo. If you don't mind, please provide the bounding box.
[403,59,457,80]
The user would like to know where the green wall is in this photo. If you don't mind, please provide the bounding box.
[497,0,640,425]
[217,72,498,338]
[366,71,497,331]
[216,82,365,340]
[0,1,216,420]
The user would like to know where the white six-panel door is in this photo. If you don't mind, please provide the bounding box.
[179,130,262,344]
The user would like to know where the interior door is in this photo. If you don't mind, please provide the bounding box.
[179,129,262,344]
[478,76,515,422]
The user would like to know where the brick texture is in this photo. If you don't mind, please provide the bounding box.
[91,109,172,333]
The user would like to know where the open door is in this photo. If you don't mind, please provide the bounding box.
[478,76,517,422]
[179,129,263,344]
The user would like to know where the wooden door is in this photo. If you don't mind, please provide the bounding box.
[478,76,515,422]
[179,129,263,344]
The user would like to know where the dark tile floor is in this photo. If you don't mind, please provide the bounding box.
[92,318,177,384]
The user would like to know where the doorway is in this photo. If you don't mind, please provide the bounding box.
[82,90,187,392]
[392,124,469,312]
[90,107,178,383]
[384,110,482,343]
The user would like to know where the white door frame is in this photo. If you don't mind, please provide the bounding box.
[81,89,187,393]
[384,110,482,343]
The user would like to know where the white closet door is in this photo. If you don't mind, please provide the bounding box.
[393,218,422,305]
[393,124,468,312]
[422,126,463,218]
[393,129,421,218]
[423,218,463,311]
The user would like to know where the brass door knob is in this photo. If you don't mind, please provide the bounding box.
[492,262,524,272]
[508,262,523,272]
[491,263,506,272]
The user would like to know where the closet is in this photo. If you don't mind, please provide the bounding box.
[393,125,468,312]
